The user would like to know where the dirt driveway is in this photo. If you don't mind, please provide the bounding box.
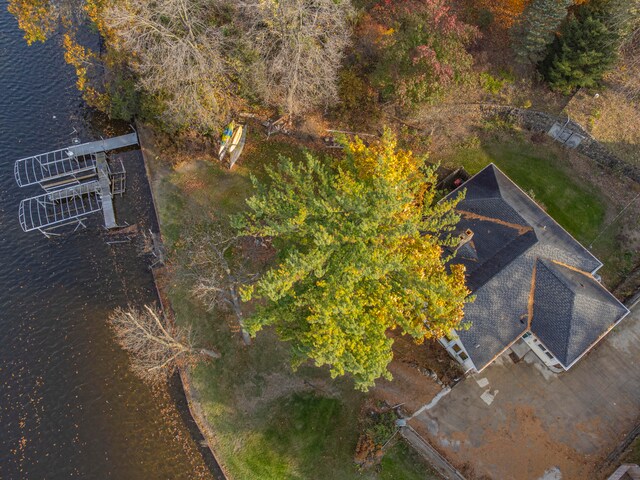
[410,303,640,480]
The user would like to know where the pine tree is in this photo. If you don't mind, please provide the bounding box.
[511,0,572,63]
[233,130,471,390]
[541,3,619,93]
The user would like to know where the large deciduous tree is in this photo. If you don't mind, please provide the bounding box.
[477,0,531,29]
[103,0,234,132]
[181,223,266,345]
[8,0,109,108]
[233,131,471,390]
[8,0,58,44]
[368,0,479,107]
[109,305,220,385]
[511,0,572,63]
[7,0,85,44]
[239,0,353,119]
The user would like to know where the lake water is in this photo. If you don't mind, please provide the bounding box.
[0,4,214,478]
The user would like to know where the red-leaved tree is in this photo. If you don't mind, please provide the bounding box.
[367,0,479,107]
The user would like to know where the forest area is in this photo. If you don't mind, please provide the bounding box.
[8,0,640,478]
[8,0,640,134]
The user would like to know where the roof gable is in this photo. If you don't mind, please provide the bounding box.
[531,259,628,367]
[450,165,539,290]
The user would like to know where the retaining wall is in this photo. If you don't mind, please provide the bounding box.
[482,105,640,184]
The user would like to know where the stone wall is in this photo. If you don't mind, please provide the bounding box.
[482,105,640,184]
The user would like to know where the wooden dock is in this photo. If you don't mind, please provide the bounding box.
[95,152,117,229]
[67,132,138,157]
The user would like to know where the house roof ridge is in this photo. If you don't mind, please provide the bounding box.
[488,163,604,271]
[548,260,631,312]
[534,258,630,365]
[536,258,575,295]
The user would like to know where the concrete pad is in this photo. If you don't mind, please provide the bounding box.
[410,303,640,479]
[475,377,490,388]
[510,338,531,359]
[538,467,562,480]
[480,389,498,406]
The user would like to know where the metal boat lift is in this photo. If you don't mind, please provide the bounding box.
[14,148,98,189]
[19,181,103,236]
[14,132,137,236]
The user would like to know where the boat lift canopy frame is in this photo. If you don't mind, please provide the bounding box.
[18,181,103,237]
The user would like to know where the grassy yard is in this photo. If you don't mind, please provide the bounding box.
[432,132,639,287]
[438,136,606,242]
[143,126,440,480]
[622,436,640,465]
[142,122,634,479]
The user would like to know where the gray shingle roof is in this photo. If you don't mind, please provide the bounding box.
[445,164,626,371]
[531,259,629,367]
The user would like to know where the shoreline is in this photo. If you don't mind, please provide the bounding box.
[137,123,229,480]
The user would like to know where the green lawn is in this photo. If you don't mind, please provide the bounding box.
[380,440,440,480]
[440,138,606,243]
[146,127,439,480]
[622,436,640,465]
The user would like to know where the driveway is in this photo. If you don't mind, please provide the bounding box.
[410,303,640,480]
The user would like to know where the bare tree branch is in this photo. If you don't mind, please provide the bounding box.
[238,0,353,119]
[103,0,235,131]
[108,304,219,385]
[180,224,263,345]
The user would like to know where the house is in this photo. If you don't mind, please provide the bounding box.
[439,164,629,374]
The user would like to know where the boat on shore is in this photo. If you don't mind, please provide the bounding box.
[218,121,235,161]
[227,124,247,169]
[219,121,246,168]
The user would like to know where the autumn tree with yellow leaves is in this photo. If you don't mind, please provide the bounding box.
[233,131,471,390]
[7,0,127,115]
[477,0,531,29]
[7,0,57,44]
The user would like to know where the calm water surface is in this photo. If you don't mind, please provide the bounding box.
[0,4,213,478]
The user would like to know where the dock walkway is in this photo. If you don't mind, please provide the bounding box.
[67,132,138,157]
[95,152,117,228]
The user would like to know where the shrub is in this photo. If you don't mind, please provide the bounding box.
[367,0,479,108]
[480,72,505,95]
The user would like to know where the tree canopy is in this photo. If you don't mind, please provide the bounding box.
[511,0,572,63]
[234,131,470,390]
[367,0,478,107]
[541,1,619,93]
[8,0,353,130]
[103,0,235,132]
[239,0,353,119]
[477,0,530,29]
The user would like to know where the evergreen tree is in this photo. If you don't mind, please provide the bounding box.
[511,0,572,63]
[233,131,471,390]
[541,2,619,93]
